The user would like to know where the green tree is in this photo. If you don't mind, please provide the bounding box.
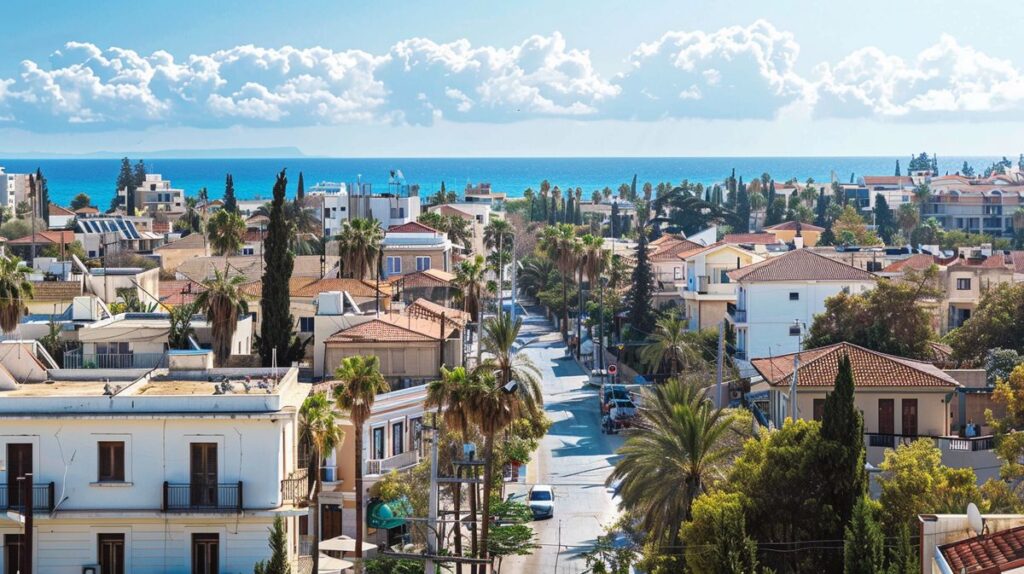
[296,171,305,201]
[961,161,975,177]
[114,157,134,212]
[680,491,759,574]
[608,379,738,552]
[223,173,238,214]
[334,355,390,564]
[259,170,295,366]
[454,254,487,322]
[206,209,246,258]
[843,497,884,574]
[948,283,1024,362]
[168,302,197,350]
[70,193,91,211]
[875,194,895,245]
[639,312,703,378]
[194,268,249,366]
[300,392,344,574]
[821,353,867,552]
[894,159,901,177]
[624,226,656,337]
[735,180,751,233]
[0,256,33,333]
[541,223,578,337]
[252,515,291,574]
[336,218,383,280]
[581,533,637,574]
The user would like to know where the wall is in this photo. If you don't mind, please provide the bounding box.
[325,341,441,381]
[156,245,208,273]
[793,387,951,436]
[382,247,449,276]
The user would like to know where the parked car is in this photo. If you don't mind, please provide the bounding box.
[528,485,555,519]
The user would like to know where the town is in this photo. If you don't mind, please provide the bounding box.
[0,151,1023,573]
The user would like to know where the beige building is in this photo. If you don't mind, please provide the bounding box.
[679,243,764,331]
[382,221,453,277]
[764,220,824,247]
[648,234,702,310]
[154,232,209,273]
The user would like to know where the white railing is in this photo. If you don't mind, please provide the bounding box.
[366,450,420,475]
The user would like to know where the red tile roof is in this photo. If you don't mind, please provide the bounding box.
[650,235,703,261]
[727,249,877,282]
[326,313,456,343]
[939,525,1024,574]
[388,221,440,234]
[159,279,206,306]
[1010,251,1024,274]
[883,254,938,272]
[152,221,170,234]
[387,268,456,288]
[750,342,960,388]
[722,232,782,245]
[290,277,388,298]
[239,276,319,298]
[74,206,99,215]
[8,230,76,246]
[156,232,207,251]
[49,203,75,216]
[765,220,825,232]
[947,253,1014,270]
[406,298,470,326]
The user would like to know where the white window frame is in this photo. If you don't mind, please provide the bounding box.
[416,256,431,272]
[386,256,402,275]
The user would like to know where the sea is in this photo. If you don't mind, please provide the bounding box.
[0,156,1007,208]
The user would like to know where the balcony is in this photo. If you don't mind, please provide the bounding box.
[64,351,167,370]
[0,482,55,513]
[162,481,243,513]
[865,433,995,452]
[366,450,420,475]
[281,468,310,507]
[727,303,747,323]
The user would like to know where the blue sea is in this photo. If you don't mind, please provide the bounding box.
[0,156,1005,208]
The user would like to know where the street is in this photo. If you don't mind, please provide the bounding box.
[503,308,624,574]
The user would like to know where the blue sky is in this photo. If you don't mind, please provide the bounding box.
[1,0,1022,156]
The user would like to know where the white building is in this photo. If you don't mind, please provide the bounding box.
[118,174,185,216]
[0,167,31,211]
[726,249,877,374]
[0,344,309,574]
[680,243,764,331]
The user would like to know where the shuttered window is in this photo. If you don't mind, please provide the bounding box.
[98,441,125,482]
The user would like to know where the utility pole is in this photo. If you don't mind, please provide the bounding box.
[716,320,725,408]
[789,319,804,420]
[497,232,504,317]
[425,415,440,574]
[510,237,518,322]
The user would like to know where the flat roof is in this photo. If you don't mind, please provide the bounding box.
[3,381,112,397]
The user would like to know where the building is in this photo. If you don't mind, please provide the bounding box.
[382,222,453,277]
[648,234,702,310]
[427,202,495,256]
[680,243,764,331]
[861,175,915,208]
[763,221,824,247]
[726,249,877,371]
[47,203,75,229]
[175,255,339,283]
[0,167,31,211]
[462,182,506,207]
[347,181,421,229]
[922,173,1024,237]
[0,347,309,573]
[154,233,210,274]
[922,514,1024,574]
[118,174,186,216]
[75,215,165,257]
[6,230,76,260]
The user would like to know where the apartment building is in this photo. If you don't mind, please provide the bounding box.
[0,343,308,573]
[679,243,764,331]
[118,174,185,216]
[75,215,166,257]
[923,173,1024,237]
[861,175,915,208]
[0,167,32,211]
[726,249,877,374]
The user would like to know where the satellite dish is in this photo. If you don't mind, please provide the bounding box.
[967,502,984,537]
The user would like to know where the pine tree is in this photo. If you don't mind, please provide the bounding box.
[886,522,919,574]
[133,160,147,189]
[875,194,895,245]
[894,160,901,177]
[223,174,238,214]
[260,170,295,367]
[736,181,750,233]
[253,515,291,574]
[296,171,305,201]
[115,157,134,212]
[844,497,884,574]
[625,224,656,336]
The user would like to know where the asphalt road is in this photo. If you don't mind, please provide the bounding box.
[502,309,623,574]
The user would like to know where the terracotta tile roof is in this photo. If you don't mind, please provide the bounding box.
[326,313,456,343]
[406,298,470,326]
[765,220,825,232]
[49,203,75,216]
[387,268,457,288]
[176,255,338,282]
[939,525,1024,574]
[291,277,388,298]
[8,230,75,245]
[239,276,317,298]
[722,232,782,245]
[156,233,207,251]
[388,221,441,234]
[159,279,206,306]
[152,221,170,234]
[947,254,1014,270]
[883,254,938,272]
[435,204,474,218]
[863,176,913,187]
[74,206,99,215]
[650,235,703,262]
[29,280,83,301]
[676,241,722,261]
[750,342,960,388]
[244,229,263,243]
[728,249,877,283]
[1010,251,1024,274]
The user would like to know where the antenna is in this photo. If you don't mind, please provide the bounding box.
[967,502,984,537]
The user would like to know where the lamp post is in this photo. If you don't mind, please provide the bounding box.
[789,319,806,421]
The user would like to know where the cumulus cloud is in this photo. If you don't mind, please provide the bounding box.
[2,25,1024,130]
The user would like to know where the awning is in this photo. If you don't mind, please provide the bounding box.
[367,497,413,529]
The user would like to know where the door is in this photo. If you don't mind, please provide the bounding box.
[321,504,343,540]
[392,422,404,456]
[98,533,125,574]
[878,399,895,435]
[4,534,24,574]
[191,533,219,574]
[7,443,32,508]
[902,399,919,437]
[190,443,218,507]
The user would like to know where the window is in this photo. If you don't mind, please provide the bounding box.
[191,533,219,574]
[242,247,254,255]
[392,422,405,456]
[673,267,682,280]
[372,427,386,460]
[789,292,799,301]
[386,256,402,275]
[957,278,971,290]
[299,317,314,332]
[97,441,125,482]
[96,342,130,355]
[98,533,125,574]
[416,256,431,271]
[812,399,825,422]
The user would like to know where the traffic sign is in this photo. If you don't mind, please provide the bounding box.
[608,364,618,375]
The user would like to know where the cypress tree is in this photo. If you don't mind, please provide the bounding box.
[736,180,750,233]
[610,202,620,238]
[875,194,894,245]
[296,171,305,201]
[253,515,291,574]
[815,188,830,228]
[115,157,134,212]
[549,192,557,225]
[843,497,884,574]
[223,174,238,214]
[625,225,656,336]
[35,169,50,223]
[894,160,901,177]
[260,170,295,367]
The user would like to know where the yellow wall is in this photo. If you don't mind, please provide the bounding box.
[769,228,822,247]
[795,388,950,436]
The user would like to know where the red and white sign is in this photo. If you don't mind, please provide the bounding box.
[608,365,618,375]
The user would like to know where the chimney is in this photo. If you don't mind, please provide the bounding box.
[793,236,805,250]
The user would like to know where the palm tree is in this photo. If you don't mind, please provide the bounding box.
[475,313,543,566]
[523,188,535,221]
[206,209,246,263]
[333,355,390,565]
[444,215,473,252]
[580,234,607,290]
[300,392,344,574]
[193,268,249,366]
[0,256,33,333]
[483,218,514,252]
[639,312,703,379]
[167,302,197,350]
[426,366,484,567]
[454,254,487,322]
[607,378,738,550]
[541,223,578,337]
[336,218,383,279]
[518,258,555,301]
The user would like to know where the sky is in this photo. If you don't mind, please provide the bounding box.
[1,0,1023,157]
